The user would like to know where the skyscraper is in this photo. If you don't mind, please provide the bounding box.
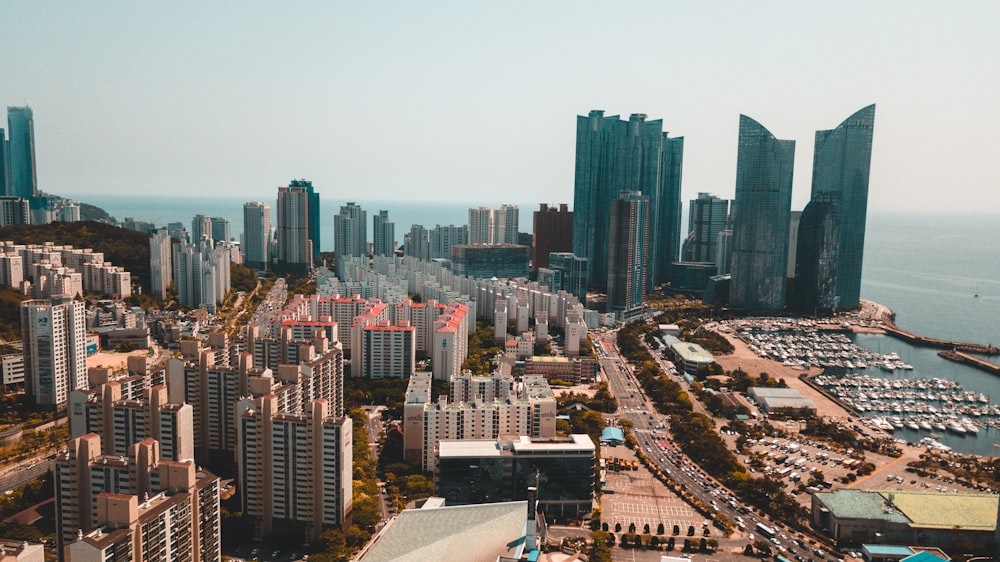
[468,206,495,245]
[572,111,683,292]
[682,193,730,264]
[795,105,876,312]
[210,216,231,243]
[607,191,650,321]
[150,228,173,299]
[21,297,88,408]
[6,106,37,200]
[334,202,367,259]
[531,204,573,272]
[495,204,519,244]
[243,201,271,271]
[284,179,321,258]
[0,127,9,196]
[191,214,212,243]
[276,182,314,274]
[729,115,795,311]
[373,210,395,257]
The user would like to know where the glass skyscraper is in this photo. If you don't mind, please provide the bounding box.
[795,105,876,311]
[572,110,683,292]
[6,106,36,200]
[683,192,730,263]
[607,191,650,321]
[730,115,795,311]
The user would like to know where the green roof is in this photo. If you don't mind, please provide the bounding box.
[877,489,999,530]
[815,489,909,523]
[358,500,527,562]
[669,341,714,364]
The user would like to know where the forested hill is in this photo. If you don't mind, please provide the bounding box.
[0,221,152,293]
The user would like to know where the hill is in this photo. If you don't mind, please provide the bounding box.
[0,221,152,293]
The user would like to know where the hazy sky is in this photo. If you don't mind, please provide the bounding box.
[2,2,998,213]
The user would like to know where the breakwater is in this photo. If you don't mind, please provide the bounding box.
[880,312,1000,355]
[939,350,1000,375]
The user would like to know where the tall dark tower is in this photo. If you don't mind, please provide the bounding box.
[6,106,37,199]
[730,115,795,311]
[795,105,876,311]
[572,111,683,292]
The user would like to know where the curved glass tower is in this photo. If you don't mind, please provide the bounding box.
[796,104,875,311]
[730,115,795,311]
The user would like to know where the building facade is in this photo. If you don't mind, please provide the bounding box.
[683,192,729,263]
[572,110,683,291]
[795,104,876,312]
[242,201,271,271]
[21,297,87,408]
[334,202,367,260]
[373,210,395,257]
[531,203,573,272]
[729,115,795,311]
[607,191,650,321]
[6,106,36,200]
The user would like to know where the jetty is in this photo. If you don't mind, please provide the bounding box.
[939,349,1000,375]
[880,312,999,355]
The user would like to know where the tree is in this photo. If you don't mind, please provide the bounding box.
[687,525,695,536]
[657,522,665,535]
[643,523,650,534]
[672,524,679,535]
[589,531,613,562]
[628,522,636,534]
[615,522,621,533]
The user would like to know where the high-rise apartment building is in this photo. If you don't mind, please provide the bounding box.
[468,205,518,245]
[402,372,556,471]
[795,105,876,312]
[0,196,30,226]
[531,204,573,272]
[6,106,37,200]
[149,228,173,299]
[334,202,367,263]
[242,201,271,271]
[191,214,212,243]
[276,182,314,274]
[607,192,650,321]
[21,297,87,408]
[55,434,222,562]
[547,252,588,303]
[730,115,795,311]
[236,397,353,541]
[372,210,395,257]
[683,193,729,263]
[572,110,683,291]
[495,204,519,244]
[173,239,231,312]
[430,224,468,260]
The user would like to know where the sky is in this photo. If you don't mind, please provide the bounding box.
[2,1,998,213]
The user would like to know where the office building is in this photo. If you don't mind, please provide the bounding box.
[0,196,30,226]
[276,182,314,274]
[209,216,231,244]
[607,191,650,321]
[795,105,876,312]
[495,204,519,244]
[451,244,530,279]
[166,222,188,243]
[531,203,573,272]
[0,127,9,196]
[55,434,222,562]
[373,210,395,257]
[242,201,271,271]
[729,115,795,311]
[6,106,37,199]
[334,202,367,259]
[236,396,353,541]
[572,110,683,291]
[436,434,595,517]
[21,297,87,408]
[683,193,729,263]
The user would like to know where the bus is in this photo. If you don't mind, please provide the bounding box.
[755,522,777,539]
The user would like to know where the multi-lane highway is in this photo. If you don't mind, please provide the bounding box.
[593,329,814,558]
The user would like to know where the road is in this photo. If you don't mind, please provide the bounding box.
[593,329,814,559]
[250,278,287,338]
[0,457,53,494]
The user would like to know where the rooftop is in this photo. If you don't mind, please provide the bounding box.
[876,489,998,530]
[669,341,714,363]
[814,489,909,524]
[357,500,527,562]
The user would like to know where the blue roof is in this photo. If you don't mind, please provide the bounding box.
[601,427,624,442]
[863,545,914,556]
[527,550,540,562]
[901,553,948,562]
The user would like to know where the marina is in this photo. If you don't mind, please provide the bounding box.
[721,318,1000,456]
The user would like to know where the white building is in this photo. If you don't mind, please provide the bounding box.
[149,228,173,299]
[21,297,87,408]
[242,201,271,271]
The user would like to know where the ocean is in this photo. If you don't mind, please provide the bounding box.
[76,194,1000,453]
